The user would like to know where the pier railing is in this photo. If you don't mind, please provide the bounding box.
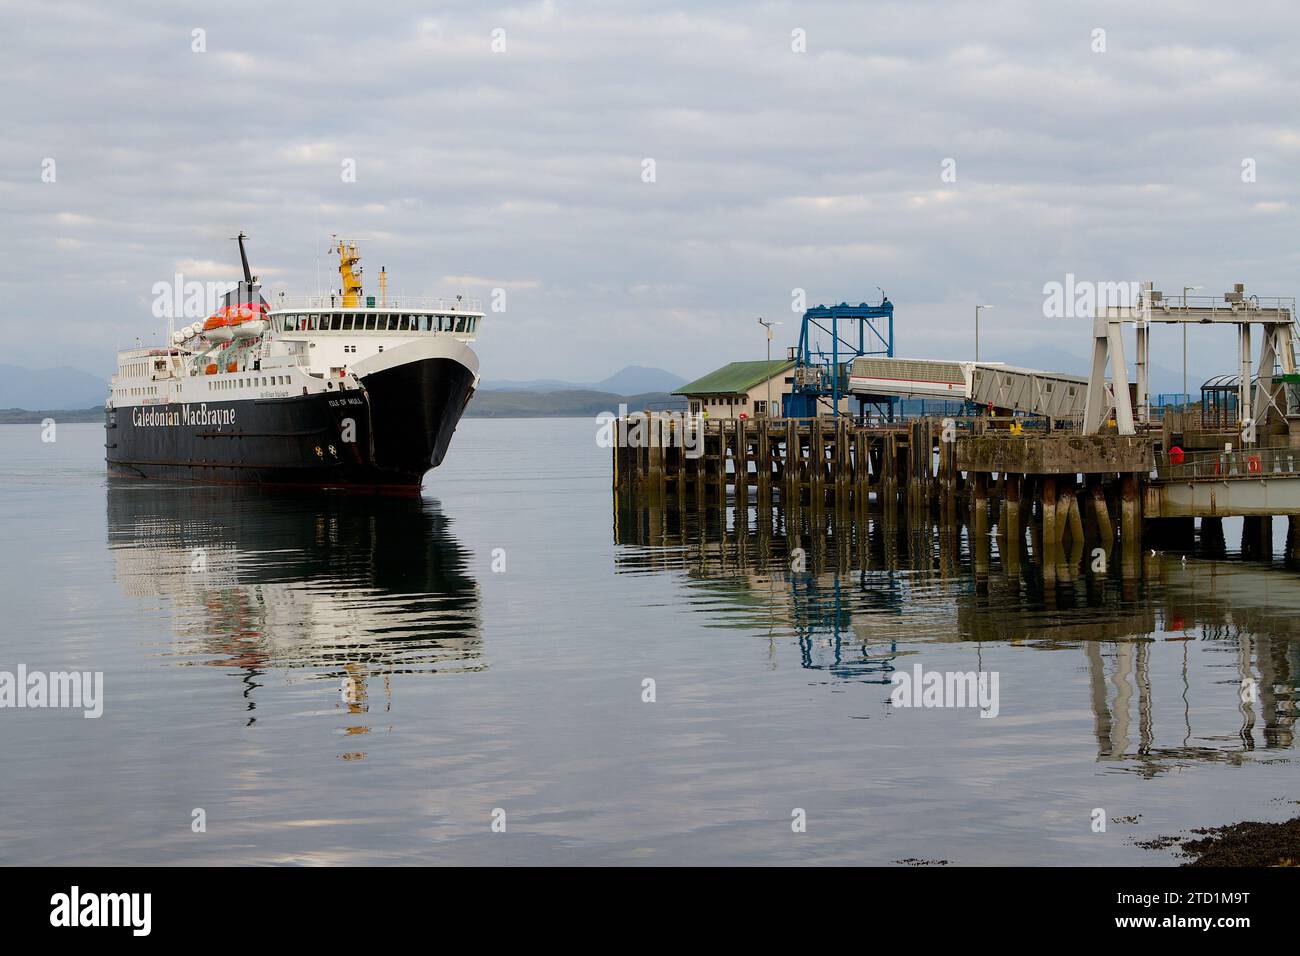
[1155,447,1300,481]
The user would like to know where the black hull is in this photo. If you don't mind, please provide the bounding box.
[105,356,475,492]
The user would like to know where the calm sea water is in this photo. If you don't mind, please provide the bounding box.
[0,419,1295,865]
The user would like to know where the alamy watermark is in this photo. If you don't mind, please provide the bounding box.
[890,664,999,718]
[596,405,704,458]
[151,273,238,319]
[50,886,150,936]
[1042,273,1141,319]
[0,666,103,718]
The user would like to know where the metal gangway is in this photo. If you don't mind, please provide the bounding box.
[1086,282,1298,437]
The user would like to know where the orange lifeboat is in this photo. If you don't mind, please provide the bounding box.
[203,308,236,343]
[205,363,218,375]
[230,301,270,340]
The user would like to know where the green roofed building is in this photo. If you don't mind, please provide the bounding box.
[673,359,796,419]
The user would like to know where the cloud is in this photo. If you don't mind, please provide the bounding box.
[0,0,1297,387]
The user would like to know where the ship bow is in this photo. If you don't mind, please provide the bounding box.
[352,337,479,478]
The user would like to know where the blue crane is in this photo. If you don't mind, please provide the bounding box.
[781,295,894,418]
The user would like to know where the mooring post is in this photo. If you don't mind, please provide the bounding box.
[1003,473,1021,576]
[811,416,825,499]
[735,417,749,505]
[1054,478,1072,545]
[973,471,990,576]
[1120,473,1141,574]
[677,417,689,492]
[612,418,623,490]
[648,418,667,501]
[785,418,799,506]
[1091,479,1114,545]
[1041,477,1058,548]
[1067,487,1084,549]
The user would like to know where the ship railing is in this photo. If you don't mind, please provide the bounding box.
[268,294,484,313]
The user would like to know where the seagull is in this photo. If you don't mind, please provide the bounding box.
[1149,549,1159,556]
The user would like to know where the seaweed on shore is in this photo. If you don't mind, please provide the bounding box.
[1139,816,1300,867]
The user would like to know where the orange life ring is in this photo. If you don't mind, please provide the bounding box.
[1248,455,1262,473]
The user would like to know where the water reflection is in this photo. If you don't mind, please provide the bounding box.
[107,481,481,738]
[614,497,1298,772]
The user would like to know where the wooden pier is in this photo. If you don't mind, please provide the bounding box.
[611,414,1300,570]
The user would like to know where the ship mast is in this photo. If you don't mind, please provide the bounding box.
[235,231,253,284]
[333,238,364,307]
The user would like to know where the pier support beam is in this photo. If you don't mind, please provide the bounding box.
[1242,515,1273,560]
[1090,478,1114,545]
[973,472,989,567]
[1120,473,1141,575]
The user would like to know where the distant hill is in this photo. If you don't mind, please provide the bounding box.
[478,377,584,391]
[481,365,686,394]
[590,366,686,394]
[0,365,106,410]
[0,407,103,424]
[465,389,685,418]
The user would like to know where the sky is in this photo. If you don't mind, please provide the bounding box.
[3,0,1299,390]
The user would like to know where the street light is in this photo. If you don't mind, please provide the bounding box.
[1182,286,1202,411]
[975,305,994,363]
[757,317,782,417]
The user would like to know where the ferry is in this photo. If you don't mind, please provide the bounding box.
[105,235,482,491]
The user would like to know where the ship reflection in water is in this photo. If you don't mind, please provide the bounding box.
[107,481,481,743]
[614,498,1298,774]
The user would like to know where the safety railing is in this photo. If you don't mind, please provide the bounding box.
[1156,447,1300,481]
[269,294,483,312]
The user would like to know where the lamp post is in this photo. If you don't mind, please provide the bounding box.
[975,305,994,363]
[757,317,781,417]
[1182,286,1201,411]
